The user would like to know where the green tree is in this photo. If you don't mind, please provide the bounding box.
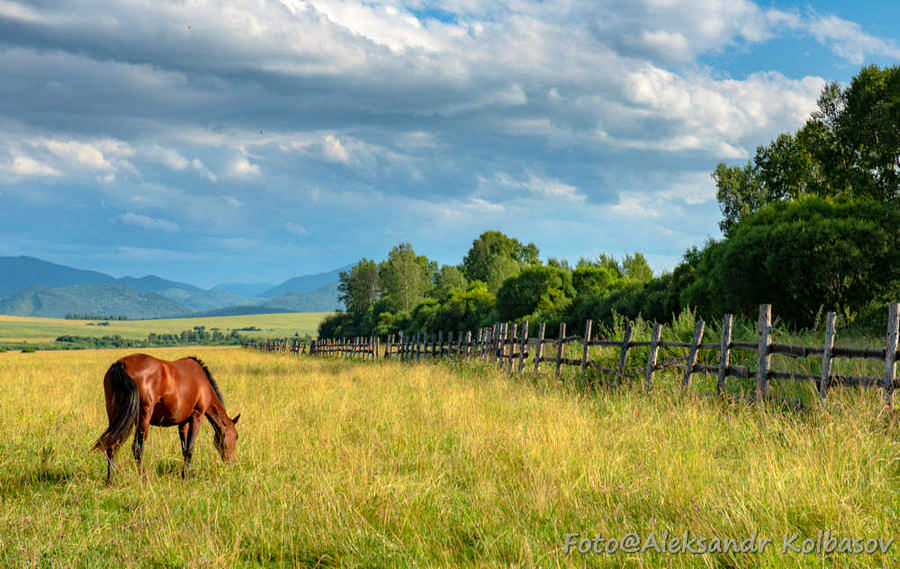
[442,281,496,331]
[713,64,900,232]
[622,252,653,283]
[337,259,380,316]
[431,265,468,301]
[495,265,574,322]
[572,265,619,297]
[462,230,539,290]
[698,197,900,326]
[378,243,434,313]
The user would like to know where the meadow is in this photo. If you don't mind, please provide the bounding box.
[1,346,899,568]
[0,313,330,345]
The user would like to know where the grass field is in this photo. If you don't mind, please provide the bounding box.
[0,313,331,344]
[2,347,899,568]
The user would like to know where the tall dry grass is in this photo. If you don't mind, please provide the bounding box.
[0,346,899,568]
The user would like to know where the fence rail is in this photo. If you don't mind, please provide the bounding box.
[246,303,900,407]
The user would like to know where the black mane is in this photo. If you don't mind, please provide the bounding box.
[189,356,225,405]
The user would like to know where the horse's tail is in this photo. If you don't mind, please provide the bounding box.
[92,361,140,452]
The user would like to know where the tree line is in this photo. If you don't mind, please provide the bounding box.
[321,64,900,339]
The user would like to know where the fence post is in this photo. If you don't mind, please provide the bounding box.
[682,320,705,389]
[884,303,899,408]
[645,323,662,391]
[616,325,634,383]
[507,323,517,373]
[555,323,567,378]
[756,304,772,399]
[534,323,546,373]
[494,323,503,365]
[581,320,593,380]
[716,315,733,395]
[518,321,530,374]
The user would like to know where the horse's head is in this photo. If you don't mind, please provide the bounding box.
[213,414,240,463]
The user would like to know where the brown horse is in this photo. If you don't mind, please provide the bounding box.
[92,353,240,485]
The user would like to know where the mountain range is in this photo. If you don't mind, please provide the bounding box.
[0,256,346,319]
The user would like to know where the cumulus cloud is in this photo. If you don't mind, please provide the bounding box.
[9,155,62,177]
[227,157,260,178]
[807,14,900,64]
[0,0,895,279]
[116,212,180,232]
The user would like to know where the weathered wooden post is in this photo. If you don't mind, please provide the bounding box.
[616,325,634,383]
[581,320,593,380]
[716,315,733,395]
[883,303,899,408]
[682,320,705,389]
[508,323,517,373]
[645,323,662,391]
[555,323,567,378]
[518,321,530,374]
[756,304,772,399]
[534,323,546,373]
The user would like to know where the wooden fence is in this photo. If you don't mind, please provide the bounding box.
[245,303,900,407]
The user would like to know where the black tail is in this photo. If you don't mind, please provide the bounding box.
[92,361,140,452]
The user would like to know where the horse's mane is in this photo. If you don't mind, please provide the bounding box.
[188,356,225,405]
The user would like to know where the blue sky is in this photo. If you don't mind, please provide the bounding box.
[1,0,899,289]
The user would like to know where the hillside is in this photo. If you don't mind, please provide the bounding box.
[0,256,115,297]
[260,266,348,298]
[0,255,342,317]
[261,282,341,312]
[0,284,192,319]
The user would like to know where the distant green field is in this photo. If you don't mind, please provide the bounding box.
[0,313,331,343]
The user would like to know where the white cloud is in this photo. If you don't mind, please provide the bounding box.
[116,212,180,232]
[227,157,260,178]
[9,155,62,177]
[807,15,900,64]
[285,222,309,236]
[41,139,114,170]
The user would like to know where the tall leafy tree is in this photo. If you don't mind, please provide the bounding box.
[622,252,653,283]
[713,64,900,232]
[495,265,574,322]
[462,230,539,290]
[337,259,380,316]
[431,264,468,301]
[696,197,900,326]
[378,243,434,313]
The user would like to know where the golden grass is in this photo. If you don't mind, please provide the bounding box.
[1,348,899,568]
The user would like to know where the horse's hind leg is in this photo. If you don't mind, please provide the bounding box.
[180,411,202,479]
[132,404,152,479]
[105,447,116,486]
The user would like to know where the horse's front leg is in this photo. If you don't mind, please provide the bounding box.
[132,403,153,479]
[180,411,203,479]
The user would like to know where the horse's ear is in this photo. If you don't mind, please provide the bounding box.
[232,414,241,424]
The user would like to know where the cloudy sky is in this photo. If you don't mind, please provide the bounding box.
[2,0,899,288]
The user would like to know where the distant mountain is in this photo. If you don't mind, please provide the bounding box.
[262,282,341,312]
[0,256,115,297]
[0,284,192,319]
[182,283,341,317]
[213,282,275,298]
[116,276,252,311]
[117,275,204,295]
[260,266,349,298]
[0,255,342,318]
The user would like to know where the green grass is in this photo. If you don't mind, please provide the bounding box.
[0,313,331,344]
[2,347,900,567]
